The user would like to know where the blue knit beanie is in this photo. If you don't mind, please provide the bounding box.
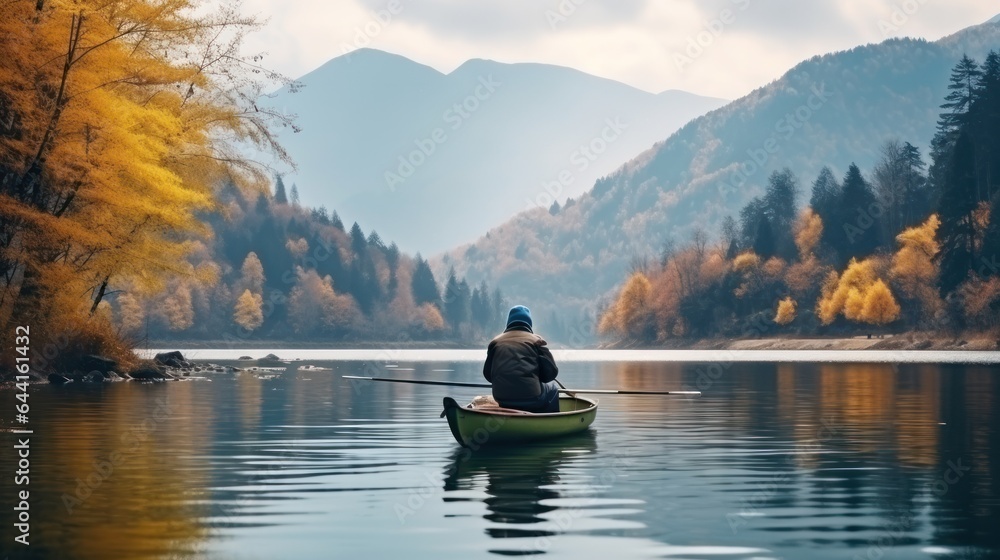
[506,305,532,329]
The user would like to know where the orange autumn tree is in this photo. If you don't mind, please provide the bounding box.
[599,271,654,340]
[0,0,292,364]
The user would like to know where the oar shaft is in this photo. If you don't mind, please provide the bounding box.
[342,376,700,396]
[343,375,492,388]
[560,389,701,395]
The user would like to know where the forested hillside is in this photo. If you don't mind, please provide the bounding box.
[600,52,1000,342]
[442,19,1000,335]
[119,177,507,344]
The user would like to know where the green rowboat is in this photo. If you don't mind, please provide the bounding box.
[441,395,598,448]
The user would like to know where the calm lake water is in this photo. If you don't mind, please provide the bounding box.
[2,350,999,559]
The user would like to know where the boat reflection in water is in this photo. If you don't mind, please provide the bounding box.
[443,432,609,556]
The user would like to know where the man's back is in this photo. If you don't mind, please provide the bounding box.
[484,328,557,401]
[482,305,559,413]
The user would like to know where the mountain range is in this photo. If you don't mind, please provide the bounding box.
[438,16,1000,331]
[265,49,727,253]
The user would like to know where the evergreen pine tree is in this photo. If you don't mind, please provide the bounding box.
[254,192,269,214]
[470,285,484,332]
[469,280,497,334]
[901,142,930,227]
[367,230,385,251]
[938,131,979,295]
[491,288,506,326]
[349,223,366,256]
[838,164,881,261]
[312,206,330,224]
[752,215,776,258]
[411,256,440,308]
[330,210,344,231]
[939,55,983,130]
[810,166,843,258]
[385,242,400,299]
[929,55,982,196]
[274,175,288,204]
[974,51,1000,202]
[347,222,377,312]
[443,269,470,334]
[763,169,799,259]
[739,198,766,252]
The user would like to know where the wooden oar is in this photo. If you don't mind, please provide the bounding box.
[342,375,701,396]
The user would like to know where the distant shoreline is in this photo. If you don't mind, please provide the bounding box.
[607,334,1000,352]
[144,334,1000,352]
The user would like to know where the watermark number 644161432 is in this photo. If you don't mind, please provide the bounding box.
[13,325,33,546]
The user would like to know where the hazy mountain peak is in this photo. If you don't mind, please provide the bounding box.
[301,48,444,84]
[449,57,499,72]
[271,50,727,253]
[990,13,1000,24]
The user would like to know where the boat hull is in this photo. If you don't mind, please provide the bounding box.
[442,395,598,448]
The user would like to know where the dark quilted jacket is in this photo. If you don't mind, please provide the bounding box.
[482,327,559,401]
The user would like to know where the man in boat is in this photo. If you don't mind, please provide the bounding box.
[482,305,560,413]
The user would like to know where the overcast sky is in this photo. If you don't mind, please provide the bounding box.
[237,0,998,99]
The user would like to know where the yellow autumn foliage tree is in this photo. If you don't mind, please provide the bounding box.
[794,208,823,259]
[817,258,900,326]
[0,0,292,362]
[233,289,264,332]
[775,297,797,325]
[890,214,942,320]
[892,215,940,282]
[732,251,762,299]
[860,280,901,326]
[817,259,872,324]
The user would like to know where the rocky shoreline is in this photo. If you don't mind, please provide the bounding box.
[14,350,326,385]
[36,351,237,385]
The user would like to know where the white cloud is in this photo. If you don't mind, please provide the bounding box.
[234,0,998,99]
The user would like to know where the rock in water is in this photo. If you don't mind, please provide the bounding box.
[262,353,281,361]
[81,354,117,373]
[154,351,186,367]
[130,364,168,380]
[48,374,72,385]
[84,370,105,382]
